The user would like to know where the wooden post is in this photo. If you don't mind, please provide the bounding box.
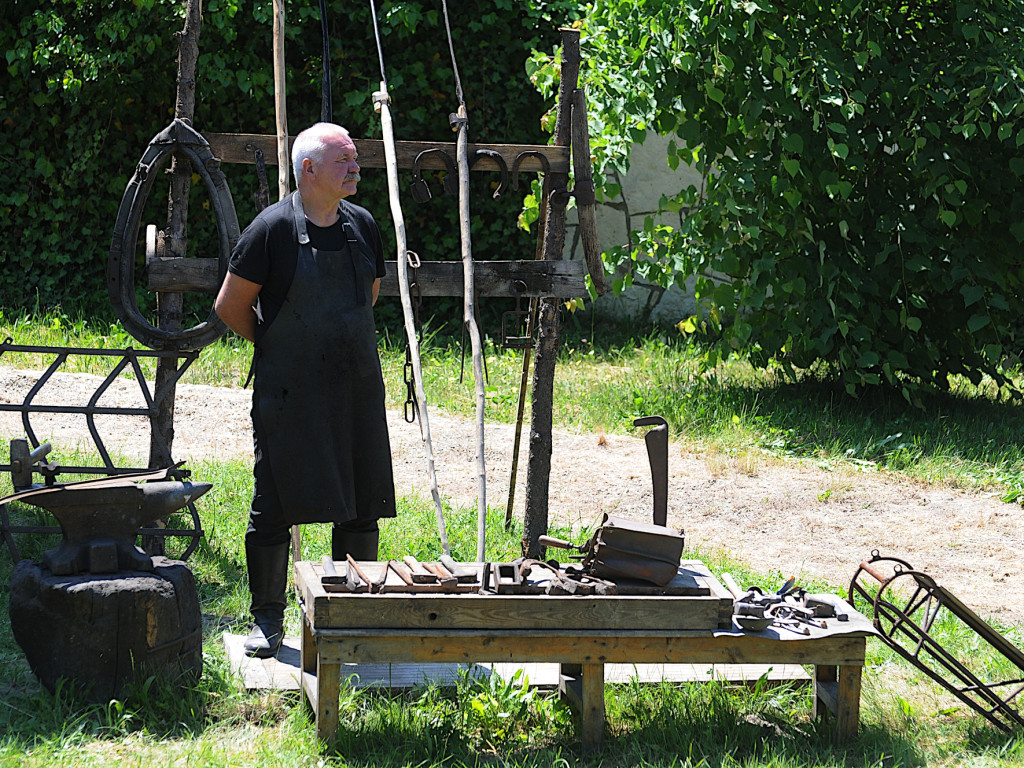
[522,29,581,558]
[273,0,290,200]
[452,103,489,563]
[271,0,299,562]
[144,0,202,554]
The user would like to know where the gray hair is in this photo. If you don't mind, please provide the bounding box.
[291,123,352,184]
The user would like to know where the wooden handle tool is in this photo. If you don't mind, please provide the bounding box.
[402,555,437,583]
[439,555,477,583]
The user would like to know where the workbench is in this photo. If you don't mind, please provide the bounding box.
[294,559,872,750]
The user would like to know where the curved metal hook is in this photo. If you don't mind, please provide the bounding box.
[411,148,458,202]
[470,149,509,198]
[510,150,551,191]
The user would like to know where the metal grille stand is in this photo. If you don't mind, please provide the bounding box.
[0,339,204,561]
[849,550,1024,731]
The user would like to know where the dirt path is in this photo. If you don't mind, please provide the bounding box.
[2,365,1021,626]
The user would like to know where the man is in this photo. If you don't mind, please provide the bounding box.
[215,122,397,657]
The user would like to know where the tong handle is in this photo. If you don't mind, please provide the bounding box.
[538,535,581,552]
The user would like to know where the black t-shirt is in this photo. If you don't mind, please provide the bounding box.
[228,195,386,330]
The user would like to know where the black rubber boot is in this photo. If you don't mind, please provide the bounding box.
[243,540,289,658]
[331,525,379,562]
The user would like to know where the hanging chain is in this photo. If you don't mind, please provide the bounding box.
[403,250,423,423]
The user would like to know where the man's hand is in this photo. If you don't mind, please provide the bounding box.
[214,272,262,342]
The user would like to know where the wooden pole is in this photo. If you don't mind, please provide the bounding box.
[272,0,299,561]
[273,0,290,200]
[453,104,488,562]
[571,86,604,295]
[143,0,202,555]
[374,83,450,555]
[522,28,580,559]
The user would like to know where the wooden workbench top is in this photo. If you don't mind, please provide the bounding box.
[295,559,734,632]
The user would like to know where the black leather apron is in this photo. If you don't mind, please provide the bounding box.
[252,192,396,525]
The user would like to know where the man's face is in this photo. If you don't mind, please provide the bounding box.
[307,132,361,199]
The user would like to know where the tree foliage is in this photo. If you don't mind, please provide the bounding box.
[1,0,580,325]
[532,0,1024,398]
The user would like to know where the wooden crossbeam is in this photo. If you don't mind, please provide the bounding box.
[205,133,568,174]
[146,258,585,298]
[379,259,584,298]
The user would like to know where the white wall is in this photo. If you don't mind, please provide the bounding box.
[562,134,703,327]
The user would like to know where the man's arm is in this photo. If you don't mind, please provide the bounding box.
[214,272,263,342]
[372,277,381,306]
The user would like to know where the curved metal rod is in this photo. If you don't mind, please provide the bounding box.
[470,148,509,198]
[411,148,458,201]
[510,150,550,191]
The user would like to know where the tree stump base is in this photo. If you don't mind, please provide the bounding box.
[8,557,202,703]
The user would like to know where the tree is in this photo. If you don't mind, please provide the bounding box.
[530,0,1024,399]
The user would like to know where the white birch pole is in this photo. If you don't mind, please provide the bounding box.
[453,105,488,562]
[373,84,450,555]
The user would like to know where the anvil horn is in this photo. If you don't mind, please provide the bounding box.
[139,481,213,524]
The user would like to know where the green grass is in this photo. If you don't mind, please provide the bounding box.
[2,444,1024,765]
[4,306,1024,501]
[3,307,1024,765]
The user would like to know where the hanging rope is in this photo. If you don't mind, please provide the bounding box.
[441,0,488,562]
[441,0,465,107]
[368,0,450,556]
[318,0,332,122]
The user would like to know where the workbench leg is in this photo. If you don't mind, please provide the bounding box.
[559,663,605,751]
[579,663,605,752]
[813,663,837,722]
[301,613,316,675]
[814,663,862,744]
[833,664,862,742]
[315,654,342,745]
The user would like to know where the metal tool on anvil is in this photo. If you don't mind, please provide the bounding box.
[0,466,211,575]
[539,514,684,586]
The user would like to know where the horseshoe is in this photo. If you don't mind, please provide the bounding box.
[510,150,550,191]
[108,119,240,352]
[410,147,458,202]
[469,148,509,198]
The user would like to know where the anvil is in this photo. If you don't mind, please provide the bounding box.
[1,467,211,575]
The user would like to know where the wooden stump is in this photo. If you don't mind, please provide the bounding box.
[8,557,202,703]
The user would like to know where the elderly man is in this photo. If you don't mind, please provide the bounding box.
[215,122,397,657]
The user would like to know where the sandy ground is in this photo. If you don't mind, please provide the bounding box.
[2,365,1022,626]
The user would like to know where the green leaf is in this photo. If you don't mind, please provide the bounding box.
[706,83,725,105]
[940,210,957,227]
[783,158,800,177]
[967,314,991,333]
[857,350,880,367]
[782,133,804,154]
[906,316,922,332]
[960,284,985,307]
